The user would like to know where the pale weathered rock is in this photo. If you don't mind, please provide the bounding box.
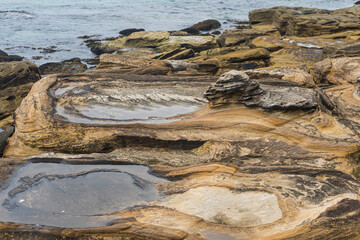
[314,57,360,85]
[323,41,360,58]
[205,70,317,110]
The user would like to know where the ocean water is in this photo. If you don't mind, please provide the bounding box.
[0,0,355,65]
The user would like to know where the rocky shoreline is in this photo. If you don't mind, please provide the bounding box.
[2,4,360,240]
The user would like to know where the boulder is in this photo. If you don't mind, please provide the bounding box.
[0,61,41,126]
[314,57,360,85]
[0,50,23,62]
[189,19,221,31]
[119,28,145,36]
[39,58,87,75]
[217,29,271,47]
[0,126,14,156]
[204,70,317,110]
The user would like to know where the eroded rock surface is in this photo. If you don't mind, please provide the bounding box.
[0,162,360,240]
[0,61,41,126]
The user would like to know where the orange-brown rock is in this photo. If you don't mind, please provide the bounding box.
[314,57,360,85]
[0,61,41,126]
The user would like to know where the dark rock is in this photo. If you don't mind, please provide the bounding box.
[0,61,41,125]
[119,28,145,36]
[181,27,200,35]
[77,35,101,39]
[322,42,360,59]
[191,19,221,31]
[82,58,100,66]
[0,50,23,62]
[0,61,40,90]
[0,55,23,62]
[204,70,263,103]
[205,70,318,110]
[211,30,221,35]
[89,42,116,55]
[155,48,195,60]
[0,126,14,156]
[39,58,87,75]
[0,50,7,56]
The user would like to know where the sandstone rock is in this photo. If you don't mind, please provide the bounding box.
[275,7,359,37]
[213,48,270,70]
[0,61,41,126]
[98,54,172,73]
[163,35,217,52]
[249,8,278,25]
[155,48,194,60]
[204,70,317,110]
[217,28,272,47]
[245,66,315,87]
[323,41,360,58]
[250,36,283,51]
[119,28,145,36]
[204,70,263,104]
[315,57,360,85]
[39,58,87,75]
[250,6,360,37]
[0,160,360,239]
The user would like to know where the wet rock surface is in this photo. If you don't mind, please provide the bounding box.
[39,58,87,75]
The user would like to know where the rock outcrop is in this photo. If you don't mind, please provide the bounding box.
[0,50,23,62]
[250,6,360,37]
[39,58,87,75]
[0,61,41,126]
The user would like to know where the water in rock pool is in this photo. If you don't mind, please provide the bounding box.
[0,0,354,65]
[0,163,167,228]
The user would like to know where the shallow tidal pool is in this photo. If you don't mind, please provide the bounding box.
[0,162,167,228]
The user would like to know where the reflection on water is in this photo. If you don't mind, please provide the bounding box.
[0,163,167,228]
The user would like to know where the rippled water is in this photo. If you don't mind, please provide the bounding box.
[0,0,355,65]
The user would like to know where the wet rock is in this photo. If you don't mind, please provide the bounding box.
[39,58,87,75]
[122,31,171,48]
[179,27,200,35]
[0,161,359,239]
[89,42,116,55]
[0,50,23,62]
[0,61,41,126]
[0,126,14,156]
[187,19,221,31]
[119,28,145,36]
